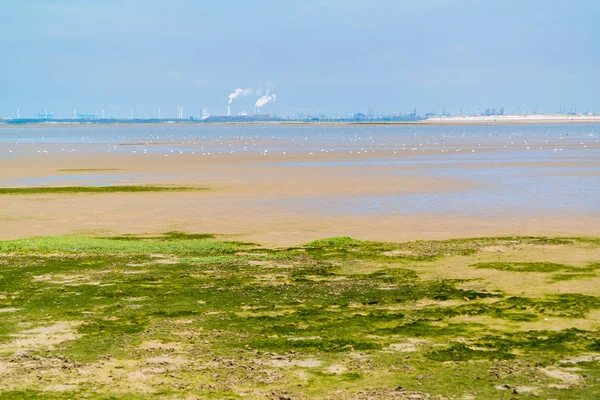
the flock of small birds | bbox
[3,130,600,157]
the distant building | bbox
[345,113,369,121]
[37,110,53,120]
[77,112,98,120]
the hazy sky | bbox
[1,0,598,118]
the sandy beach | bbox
[422,114,600,125]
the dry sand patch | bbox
[560,354,600,364]
[327,364,348,374]
[268,358,322,368]
[144,355,187,366]
[32,273,100,286]
[382,250,415,257]
[0,307,21,313]
[479,244,600,267]
[449,311,600,332]
[0,322,81,353]
[141,340,184,351]
[540,368,581,384]
[415,248,600,297]
[385,339,430,353]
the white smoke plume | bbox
[228,88,254,104]
[255,93,277,110]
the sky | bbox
[0,0,598,118]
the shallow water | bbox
[1,122,599,145]
[260,165,598,216]
[2,123,599,219]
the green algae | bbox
[0,234,598,399]
[0,185,206,195]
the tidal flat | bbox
[1,234,599,399]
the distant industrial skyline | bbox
[1,1,598,117]
[2,104,597,123]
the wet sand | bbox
[1,132,599,246]
[1,195,596,246]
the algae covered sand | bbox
[0,185,206,195]
[0,234,600,399]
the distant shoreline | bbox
[1,114,599,127]
[421,114,600,125]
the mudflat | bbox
[0,131,599,245]
[1,124,599,399]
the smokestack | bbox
[228,88,254,115]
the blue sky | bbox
[0,0,598,118]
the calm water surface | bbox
[2,124,599,217]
